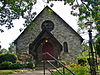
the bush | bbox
[60,60,67,66]
[26,62,35,69]
[0,61,35,70]
[0,61,12,70]
[78,57,88,66]
[0,62,26,70]
[52,66,90,75]
[9,62,23,69]
[69,66,90,75]
[0,53,17,63]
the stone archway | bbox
[29,30,62,61]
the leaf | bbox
[95,34,100,39]
[79,16,86,21]
[85,11,90,17]
[65,0,74,4]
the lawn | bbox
[0,69,33,75]
[0,70,15,75]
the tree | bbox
[0,48,8,54]
[81,41,89,57]
[0,0,36,32]
[60,0,99,57]
[94,35,100,57]
[8,43,16,54]
[50,0,100,37]
[0,0,99,32]
[47,0,99,29]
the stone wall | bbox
[15,7,83,64]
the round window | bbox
[41,20,54,31]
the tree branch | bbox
[81,0,93,12]
[75,0,80,6]
[0,0,7,11]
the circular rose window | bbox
[41,20,54,31]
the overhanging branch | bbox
[81,0,93,12]
[0,0,7,11]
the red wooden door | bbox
[42,42,54,60]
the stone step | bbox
[35,60,59,70]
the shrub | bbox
[9,62,23,69]
[70,63,76,67]
[0,62,27,70]
[60,60,66,66]
[0,61,12,70]
[0,61,35,70]
[26,62,35,69]
[69,66,90,75]
[78,57,88,66]
[0,53,17,63]
[52,66,90,75]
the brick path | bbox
[9,70,50,75]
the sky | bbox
[0,0,96,49]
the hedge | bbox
[0,61,35,70]
[0,53,17,63]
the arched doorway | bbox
[42,42,54,60]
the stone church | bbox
[14,6,83,64]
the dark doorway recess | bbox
[42,42,54,60]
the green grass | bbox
[0,70,15,75]
[0,69,33,75]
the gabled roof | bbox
[14,6,83,43]
[29,29,62,51]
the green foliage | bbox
[0,70,14,75]
[81,42,89,57]
[79,1,99,24]
[0,0,37,32]
[0,53,17,63]
[0,48,8,54]
[94,38,100,57]
[25,22,37,32]
[26,62,35,69]
[0,61,12,70]
[64,0,100,40]
[9,62,23,69]
[0,0,99,35]
[52,66,90,75]
[60,60,67,66]
[44,8,53,14]
[8,43,16,54]
[0,61,35,70]
[47,9,53,13]
[70,66,90,75]
[78,57,88,66]
[64,0,74,5]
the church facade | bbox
[15,6,83,64]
